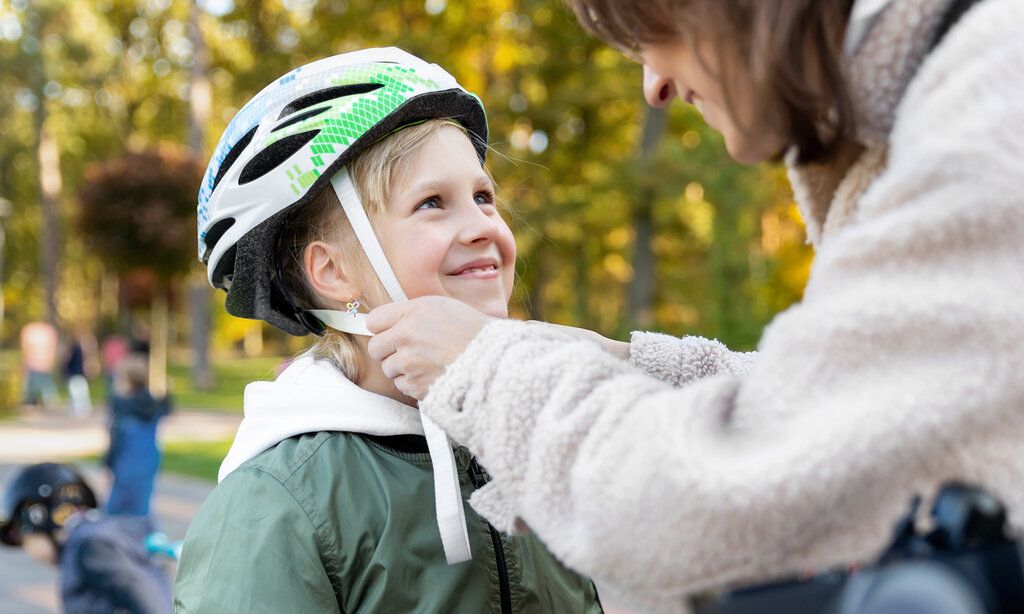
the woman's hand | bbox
[366,296,493,399]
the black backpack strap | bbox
[929,0,985,52]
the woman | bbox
[367,0,1024,610]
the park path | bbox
[0,409,241,462]
[0,408,236,613]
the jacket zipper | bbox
[468,457,513,614]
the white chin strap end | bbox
[307,309,372,337]
[422,414,473,564]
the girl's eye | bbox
[474,190,495,206]
[415,197,441,211]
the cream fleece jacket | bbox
[419,0,1024,611]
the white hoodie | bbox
[218,356,424,482]
[218,355,475,564]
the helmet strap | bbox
[330,169,407,303]
[298,169,406,338]
[306,308,371,336]
[314,168,472,564]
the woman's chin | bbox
[723,126,787,165]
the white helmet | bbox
[197,47,487,335]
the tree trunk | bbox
[100,269,119,326]
[149,286,169,398]
[189,280,214,389]
[244,322,264,358]
[0,199,9,345]
[25,5,62,329]
[37,119,62,328]
[188,2,215,390]
[627,106,667,329]
[525,246,545,322]
[574,239,591,328]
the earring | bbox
[345,299,361,317]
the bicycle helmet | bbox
[198,48,485,565]
[197,47,487,336]
[0,463,97,547]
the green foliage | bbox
[0,0,812,354]
[166,354,282,412]
[0,350,22,418]
[161,437,233,481]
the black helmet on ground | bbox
[0,463,97,547]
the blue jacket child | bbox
[105,355,170,516]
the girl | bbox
[364,0,1024,611]
[174,48,602,613]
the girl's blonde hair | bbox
[278,119,476,382]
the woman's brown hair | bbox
[566,0,858,165]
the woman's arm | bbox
[531,322,757,387]
[628,331,757,386]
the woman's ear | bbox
[303,240,360,304]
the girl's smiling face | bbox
[371,125,516,318]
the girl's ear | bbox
[303,240,361,304]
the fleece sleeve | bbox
[420,2,1024,611]
[628,332,757,386]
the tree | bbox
[77,147,203,394]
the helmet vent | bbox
[272,105,331,133]
[211,125,257,194]
[212,244,237,289]
[238,130,320,186]
[201,217,236,264]
[277,83,384,120]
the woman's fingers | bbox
[367,296,493,399]
[379,353,404,380]
[366,302,408,335]
[367,329,398,363]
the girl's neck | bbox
[352,336,419,407]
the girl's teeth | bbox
[462,266,495,274]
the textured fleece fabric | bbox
[419,0,1024,612]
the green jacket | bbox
[174,431,602,613]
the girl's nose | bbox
[458,202,502,245]
[643,65,676,108]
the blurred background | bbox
[0,0,812,611]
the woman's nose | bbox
[643,65,676,108]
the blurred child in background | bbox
[105,355,170,516]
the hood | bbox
[217,354,474,565]
[787,0,954,246]
[217,356,424,482]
